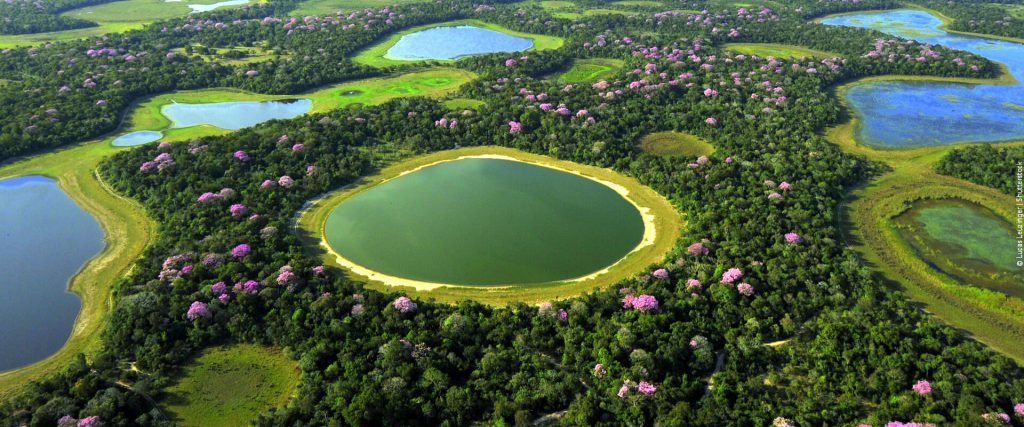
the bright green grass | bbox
[639,132,715,157]
[126,68,475,133]
[444,98,486,109]
[609,0,663,7]
[0,23,143,48]
[170,44,286,66]
[0,0,259,47]
[351,20,564,68]
[723,43,840,59]
[162,345,299,427]
[62,0,250,24]
[1005,4,1024,19]
[540,0,575,10]
[558,58,624,83]
[290,0,427,16]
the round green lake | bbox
[894,198,1023,298]
[324,158,645,286]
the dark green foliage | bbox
[936,144,1024,195]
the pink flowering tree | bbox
[186,301,210,321]
[393,296,417,313]
[721,268,743,284]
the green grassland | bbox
[443,98,487,110]
[171,44,287,66]
[291,0,429,16]
[827,74,1024,363]
[638,132,715,157]
[162,345,299,427]
[0,68,474,398]
[609,0,663,7]
[0,0,259,47]
[723,43,841,59]
[1002,4,1024,19]
[295,146,683,306]
[557,58,624,83]
[351,20,564,68]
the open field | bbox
[170,44,286,66]
[609,0,663,7]
[162,344,299,426]
[295,146,683,306]
[723,43,841,59]
[290,0,428,16]
[0,68,474,398]
[827,74,1024,363]
[0,0,258,47]
[125,67,475,132]
[638,132,715,157]
[556,58,624,83]
[351,20,564,68]
[443,98,487,109]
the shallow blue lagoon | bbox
[386,25,533,60]
[0,176,103,372]
[162,98,311,130]
[822,10,1024,147]
[112,130,163,147]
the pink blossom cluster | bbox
[721,268,743,284]
[140,152,174,172]
[737,282,754,296]
[393,296,417,313]
[159,253,193,282]
[187,301,210,320]
[623,294,659,312]
[231,243,251,258]
[784,232,802,244]
[912,380,932,395]
[687,242,709,255]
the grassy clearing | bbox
[0,0,260,47]
[171,44,286,66]
[162,344,299,427]
[638,132,715,157]
[610,0,663,7]
[0,68,473,398]
[723,43,840,59]
[0,22,144,48]
[295,146,683,306]
[290,0,427,16]
[827,75,1024,363]
[351,20,564,68]
[443,98,487,109]
[126,68,475,133]
[557,58,624,83]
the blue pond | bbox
[0,176,103,372]
[386,25,533,60]
[112,130,163,147]
[162,98,312,130]
[822,10,1024,147]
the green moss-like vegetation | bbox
[723,43,840,59]
[351,20,564,68]
[638,132,715,157]
[162,345,299,427]
[557,58,624,83]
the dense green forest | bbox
[1,0,1023,426]
[936,145,1024,195]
